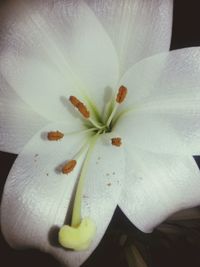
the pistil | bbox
[58,133,100,250]
[47,86,127,251]
[71,133,100,227]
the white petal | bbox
[114,112,197,156]
[119,48,200,107]
[1,123,125,266]
[86,0,173,74]
[0,1,119,120]
[119,147,200,233]
[116,48,200,155]
[1,122,90,266]
[0,75,48,153]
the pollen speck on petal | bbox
[111,137,122,147]
[62,160,77,174]
[47,131,64,141]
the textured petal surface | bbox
[115,48,200,155]
[119,147,200,233]
[1,123,125,266]
[0,0,119,121]
[0,75,47,154]
[86,0,173,75]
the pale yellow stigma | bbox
[62,160,77,174]
[58,218,96,251]
[116,85,127,104]
[47,131,64,141]
[69,96,90,118]
[111,137,122,147]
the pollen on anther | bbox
[116,86,127,104]
[62,160,77,174]
[69,96,80,107]
[111,137,122,147]
[69,95,90,118]
[77,102,90,118]
[47,131,64,141]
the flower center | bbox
[68,85,127,136]
[46,86,127,251]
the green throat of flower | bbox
[47,86,127,251]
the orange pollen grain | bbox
[62,160,77,174]
[47,131,64,141]
[69,95,90,118]
[116,86,127,104]
[111,137,122,147]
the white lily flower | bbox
[1,0,200,266]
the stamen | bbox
[78,103,90,118]
[69,96,90,118]
[106,86,128,128]
[116,85,127,104]
[111,137,122,147]
[88,117,105,130]
[61,139,90,175]
[62,160,77,174]
[69,96,80,107]
[48,128,96,137]
[47,131,64,141]
[69,95,105,130]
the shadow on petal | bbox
[48,225,60,247]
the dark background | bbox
[1,0,200,266]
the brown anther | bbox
[69,95,90,118]
[69,96,80,107]
[47,131,64,141]
[111,137,122,147]
[116,86,127,104]
[62,160,77,174]
[77,102,90,118]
